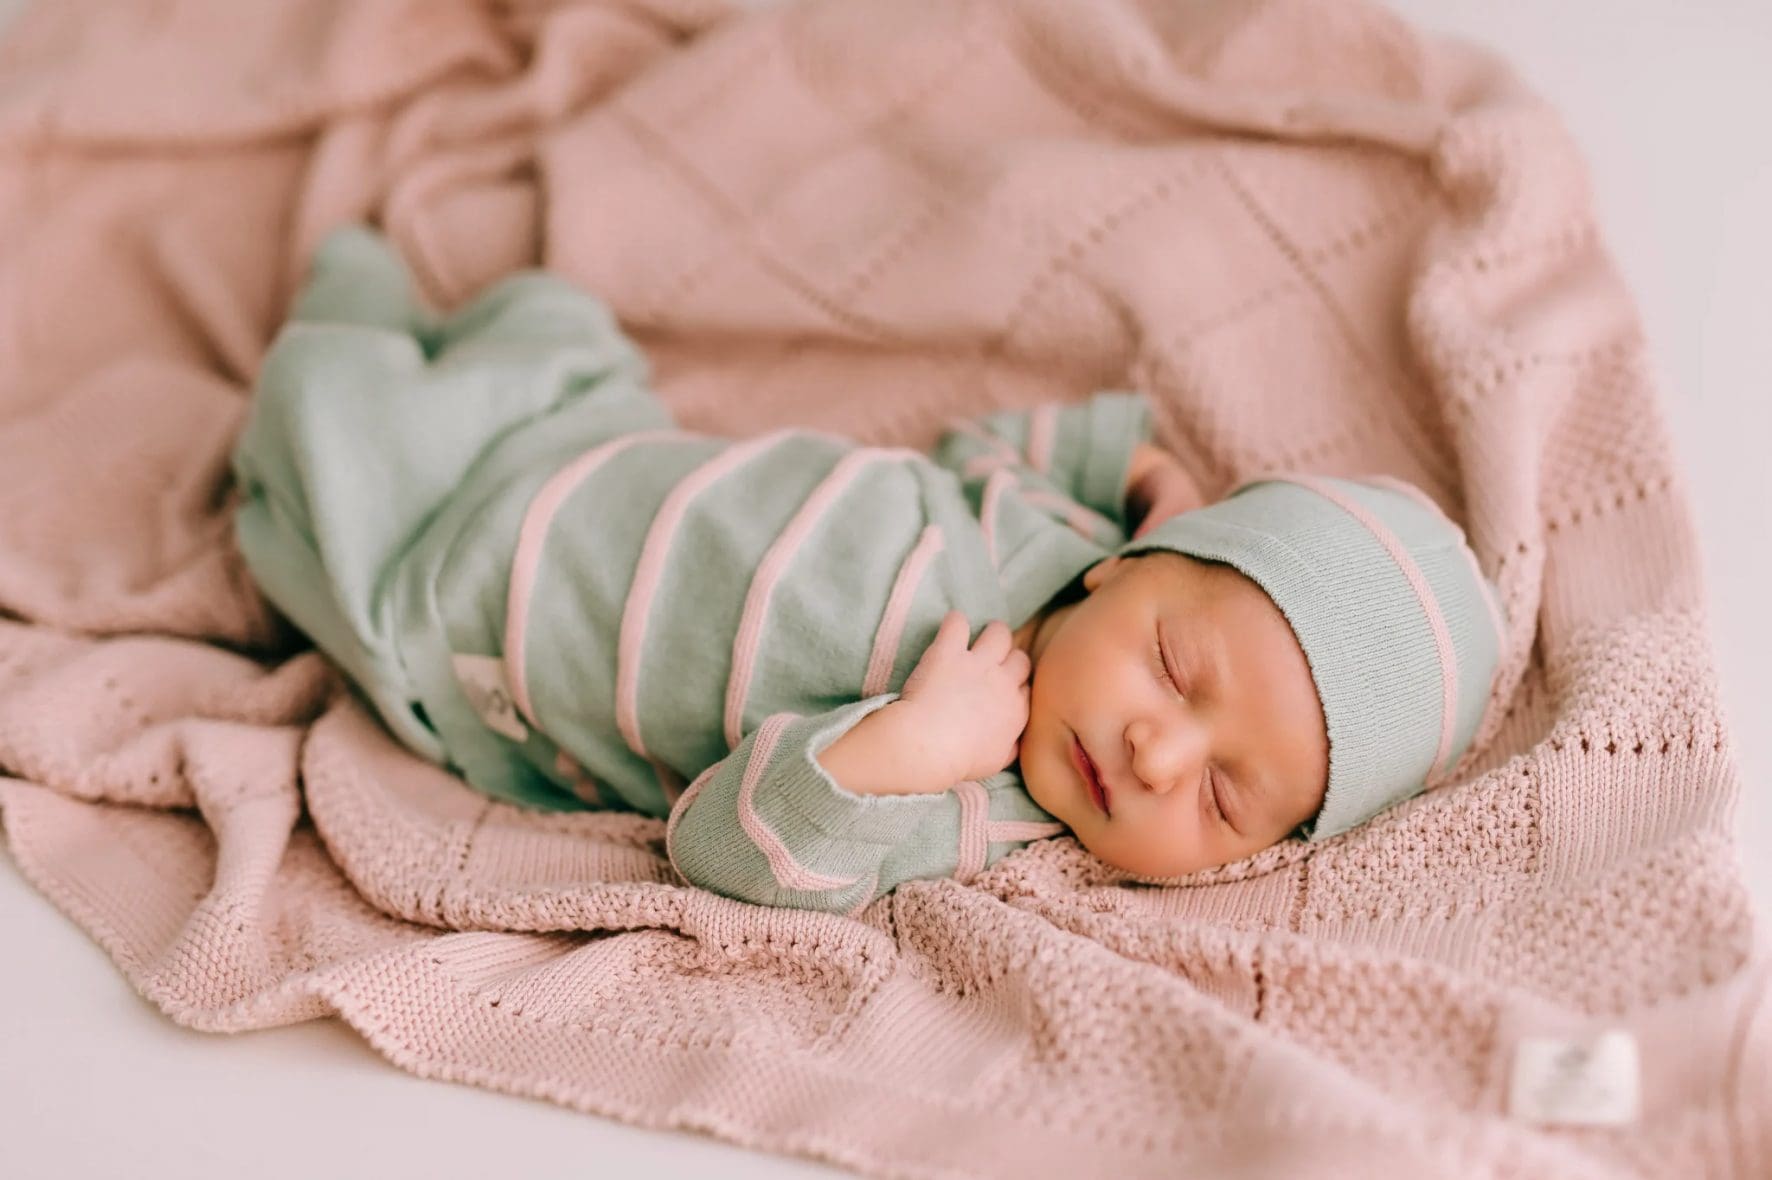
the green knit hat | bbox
[1115,474,1506,840]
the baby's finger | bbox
[971,619,1012,661]
[932,610,970,651]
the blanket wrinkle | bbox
[0,0,1765,1176]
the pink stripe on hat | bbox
[1362,474,1508,656]
[1274,474,1462,784]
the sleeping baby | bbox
[232,225,1505,915]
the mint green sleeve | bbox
[666,696,1042,914]
[929,390,1155,529]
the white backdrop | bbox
[2,1,1765,1176]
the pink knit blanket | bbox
[0,0,1764,1175]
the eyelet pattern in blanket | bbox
[0,0,1765,1176]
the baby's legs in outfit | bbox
[232,225,671,755]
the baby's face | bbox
[1016,552,1329,877]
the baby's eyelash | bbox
[1156,633,1230,829]
[1205,769,1225,823]
[1152,635,1179,692]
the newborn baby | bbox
[234,225,1504,915]
[820,548,1333,882]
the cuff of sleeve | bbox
[777,695,955,844]
[1077,391,1155,520]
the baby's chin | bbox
[1068,820,1264,880]
[1086,841,1223,880]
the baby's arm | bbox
[666,614,1036,913]
[665,696,942,913]
[930,390,1156,530]
[819,611,1028,795]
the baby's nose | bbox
[1126,714,1206,795]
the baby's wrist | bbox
[875,698,973,789]
[818,700,959,796]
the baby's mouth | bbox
[1071,735,1111,817]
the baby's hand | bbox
[896,611,1031,783]
[1125,443,1207,539]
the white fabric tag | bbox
[1507,1030,1640,1126]
[450,653,529,742]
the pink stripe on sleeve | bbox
[724,447,919,748]
[504,429,686,729]
[844,873,882,918]
[862,524,945,696]
[986,820,1066,842]
[980,468,1016,567]
[950,418,1019,465]
[1278,474,1462,782]
[952,780,991,883]
[1026,405,1056,473]
[615,431,789,760]
[1019,486,1115,540]
[664,762,721,883]
[738,714,866,892]
[963,451,1015,480]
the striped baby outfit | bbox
[232,226,1156,913]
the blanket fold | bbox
[0,0,1763,1176]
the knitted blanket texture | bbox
[0,0,1765,1175]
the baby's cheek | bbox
[1020,686,1047,744]
[1115,819,1213,879]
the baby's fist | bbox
[897,611,1031,783]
